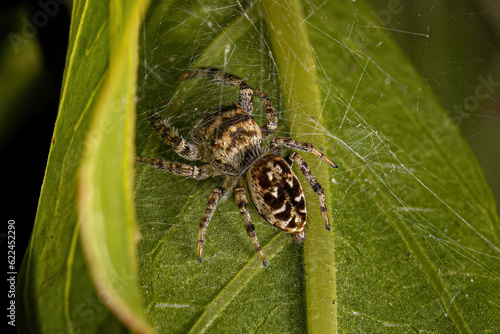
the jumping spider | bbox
[137,67,338,268]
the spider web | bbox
[134,0,500,332]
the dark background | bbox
[1,2,70,331]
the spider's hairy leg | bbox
[135,157,217,179]
[179,67,278,137]
[271,136,339,168]
[197,187,221,264]
[197,177,238,263]
[147,108,200,161]
[254,90,278,140]
[286,152,331,231]
[292,230,306,243]
[179,67,254,115]
[234,187,268,268]
[179,67,246,87]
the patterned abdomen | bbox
[247,154,307,234]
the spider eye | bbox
[210,139,218,147]
[250,115,254,120]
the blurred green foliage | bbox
[367,0,500,211]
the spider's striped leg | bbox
[234,187,268,268]
[179,67,254,115]
[271,136,339,168]
[135,157,218,179]
[197,177,238,264]
[286,152,331,231]
[255,90,278,140]
[197,187,222,264]
[147,108,200,161]
[179,68,278,137]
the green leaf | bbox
[19,0,500,333]
[135,0,500,333]
[78,0,153,332]
[18,0,153,333]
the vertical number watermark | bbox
[7,220,16,327]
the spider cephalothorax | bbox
[190,103,264,176]
[137,67,338,268]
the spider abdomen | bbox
[247,154,307,237]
